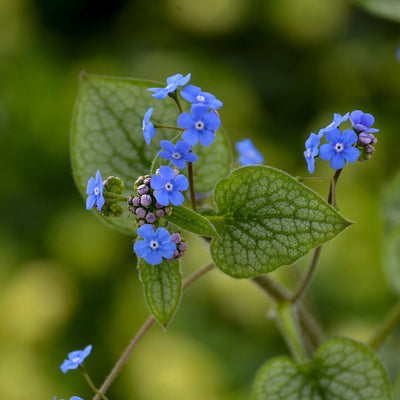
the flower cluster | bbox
[304,110,379,173]
[169,232,188,261]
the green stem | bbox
[169,91,183,113]
[80,366,108,400]
[297,176,332,183]
[251,275,290,303]
[369,301,400,350]
[92,263,215,400]
[187,162,197,212]
[153,123,184,131]
[103,191,127,202]
[277,302,309,364]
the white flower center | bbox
[335,143,344,152]
[172,152,181,159]
[166,83,174,91]
[195,121,204,130]
[150,240,159,249]
[306,149,311,158]
[72,357,81,363]
[165,182,173,191]
[94,187,100,195]
[196,95,205,102]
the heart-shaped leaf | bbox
[137,258,182,328]
[253,337,392,400]
[209,166,352,278]
[71,72,232,234]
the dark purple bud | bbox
[358,132,372,145]
[366,145,376,154]
[138,184,149,194]
[136,207,146,219]
[155,210,164,218]
[171,233,181,244]
[141,194,152,207]
[143,177,152,185]
[135,176,144,185]
[133,196,141,207]
[179,242,188,251]
[173,250,179,258]
[138,220,145,226]
[146,213,156,223]
[370,134,378,144]
[127,195,133,205]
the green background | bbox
[1,0,400,399]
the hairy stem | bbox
[187,162,197,212]
[251,275,290,302]
[369,301,400,350]
[297,176,332,183]
[92,263,215,400]
[80,366,108,400]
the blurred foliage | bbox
[1,0,400,399]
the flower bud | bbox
[141,194,152,207]
[146,213,156,223]
[136,207,146,219]
[138,184,149,195]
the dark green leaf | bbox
[253,337,392,400]
[165,205,217,237]
[209,166,352,278]
[138,258,182,328]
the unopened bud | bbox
[146,213,156,223]
[138,184,149,195]
[141,194,152,207]
[171,233,181,244]
[136,207,146,219]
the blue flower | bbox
[349,110,379,134]
[53,397,84,400]
[86,171,105,211]
[142,108,156,145]
[236,138,264,166]
[304,133,320,174]
[158,140,198,169]
[148,73,191,99]
[134,224,177,265]
[178,104,221,146]
[180,85,223,110]
[60,345,92,374]
[319,128,360,170]
[318,112,349,138]
[150,166,189,206]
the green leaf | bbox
[352,0,400,23]
[253,337,392,400]
[71,73,179,234]
[384,227,400,296]
[165,205,217,237]
[209,166,352,278]
[138,258,182,328]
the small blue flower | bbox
[150,166,189,206]
[236,139,264,166]
[318,112,349,138]
[148,73,191,99]
[319,128,360,170]
[134,224,177,265]
[178,104,221,146]
[304,133,320,174]
[53,397,84,400]
[349,110,379,134]
[86,171,105,211]
[158,140,198,169]
[142,108,156,145]
[60,345,92,374]
[180,85,223,110]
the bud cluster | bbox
[100,176,125,218]
[128,174,171,228]
[168,232,188,261]
[357,132,378,161]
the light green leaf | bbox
[209,166,352,278]
[138,258,182,328]
[253,337,392,400]
[71,73,179,234]
[384,227,400,296]
[352,0,400,23]
[166,205,217,237]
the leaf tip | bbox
[79,70,89,82]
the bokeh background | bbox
[1,0,400,399]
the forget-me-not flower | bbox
[150,166,189,206]
[142,108,156,145]
[304,133,320,173]
[349,110,379,134]
[53,397,84,400]
[86,171,105,211]
[178,104,221,146]
[236,139,264,166]
[134,224,177,265]
[60,345,92,373]
[319,128,360,170]
[181,85,223,110]
[158,140,198,169]
[318,112,349,138]
[148,73,191,99]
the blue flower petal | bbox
[177,112,195,129]
[150,175,164,191]
[155,227,171,244]
[203,112,221,131]
[341,129,358,146]
[155,190,170,206]
[191,104,208,119]
[60,359,76,373]
[159,166,175,181]
[145,251,163,265]
[199,129,215,146]
[182,129,199,146]
[325,128,342,144]
[137,224,156,241]
[158,241,177,259]
[330,153,346,169]
[319,143,336,161]
[173,175,189,191]
[158,151,173,161]
[86,177,96,194]
[96,195,105,211]
[175,140,192,153]
[134,240,152,259]
[160,140,176,153]
[344,146,360,163]
[171,158,187,169]
[86,195,96,210]
[169,190,185,206]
